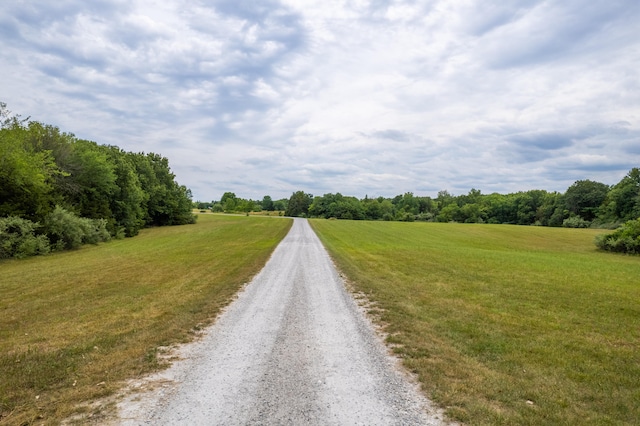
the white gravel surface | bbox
[115,218,449,425]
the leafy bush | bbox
[0,216,50,259]
[397,212,415,222]
[590,219,623,230]
[43,206,110,251]
[595,218,640,254]
[562,216,591,228]
[416,212,435,222]
[80,218,111,245]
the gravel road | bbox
[115,218,448,425]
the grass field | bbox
[0,215,292,425]
[310,220,640,425]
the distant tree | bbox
[262,195,274,211]
[220,192,236,204]
[457,188,482,207]
[362,197,383,220]
[483,193,516,224]
[436,190,455,209]
[379,199,395,220]
[598,168,640,224]
[220,192,238,212]
[308,193,366,220]
[195,201,213,210]
[460,203,485,223]
[416,196,436,217]
[394,192,418,215]
[273,199,288,211]
[514,192,537,225]
[437,203,461,222]
[238,199,258,213]
[534,191,564,226]
[564,180,609,222]
[285,191,313,217]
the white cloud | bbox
[1,0,639,201]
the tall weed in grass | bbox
[311,220,640,425]
[0,215,291,424]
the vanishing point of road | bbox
[116,218,449,425]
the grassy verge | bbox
[310,220,640,425]
[0,215,292,425]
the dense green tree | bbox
[483,193,516,224]
[362,197,383,220]
[436,190,455,209]
[262,195,274,211]
[379,199,395,220]
[62,139,117,220]
[101,146,146,236]
[564,179,609,222]
[437,203,462,222]
[598,168,640,223]
[535,191,565,227]
[220,192,238,212]
[273,199,288,211]
[285,191,313,217]
[0,119,59,220]
[459,203,485,223]
[457,188,482,207]
[393,192,415,215]
[237,199,260,213]
[308,193,367,220]
[0,103,196,257]
[514,192,537,225]
[130,152,195,226]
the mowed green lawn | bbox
[310,220,640,425]
[0,214,292,425]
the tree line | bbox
[195,192,289,214]
[280,172,639,228]
[204,169,639,230]
[1,103,195,259]
[270,172,640,254]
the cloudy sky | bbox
[2,0,639,202]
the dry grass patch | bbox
[310,220,640,425]
[0,215,292,425]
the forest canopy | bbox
[205,170,639,254]
[0,102,195,259]
[204,167,639,230]
[275,170,639,228]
